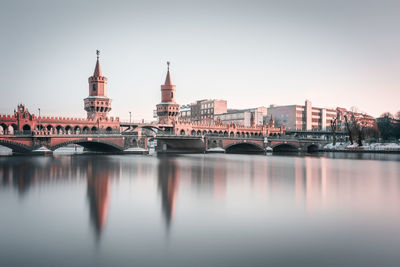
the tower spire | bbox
[156,61,179,124]
[164,61,172,85]
[93,50,102,77]
[85,50,111,120]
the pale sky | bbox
[0,0,399,121]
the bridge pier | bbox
[155,136,205,154]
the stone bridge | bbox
[154,135,329,154]
[268,138,329,152]
[0,133,146,153]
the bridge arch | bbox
[272,143,299,152]
[23,124,31,131]
[191,130,196,136]
[0,123,7,134]
[197,130,201,136]
[56,125,64,134]
[51,139,124,152]
[134,125,166,134]
[0,140,32,153]
[180,129,185,135]
[91,126,98,133]
[46,125,54,133]
[106,127,113,133]
[9,124,17,134]
[307,144,319,153]
[65,125,72,134]
[225,142,265,154]
[82,126,90,134]
[230,132,234,137]
[74,126,81,134]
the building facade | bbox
[214,107,267,127]
[267,100,338,131]
[267,100,377,131]
[180,99,227,122]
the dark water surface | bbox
[1,153,400,267]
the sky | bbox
[0,0,399,121]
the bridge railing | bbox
[2,130,123,136]
[154,133,266,140]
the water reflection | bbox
[86,159,112,238]
[0,156,120,239]
[158,158,179,229]
[1,153,400,267]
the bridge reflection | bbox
[1,153,399,240]
[0,156,119,240]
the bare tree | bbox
[330,117,337,145]
[344,114,354,145]
[395,111,400,120]
[352,113,379,146]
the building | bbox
[84,50,112,121]
[267,100,377,131]
[180,99,227,122]
[267,100,338,131]
[214,107,267,127]
[156,62,180,124]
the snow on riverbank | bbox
[324,142,400,152]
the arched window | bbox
[171,92,173,98]
[92,84,97,91]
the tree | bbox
[330,117,337,145]
[377,112,397,141]
[395,111,400,120]
[344,114,354,145]
[346,112,379,146]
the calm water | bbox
[1,153,400,267]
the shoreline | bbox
[320,149,400,154]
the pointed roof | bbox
[164,61,172,85]
[93,50,102,77]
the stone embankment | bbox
[323,142,400,153]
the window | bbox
[92,84,97,91]
[171,92,173,98]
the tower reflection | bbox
[84,156,120,240]
[86,159,111,238]
[157,158,179,229]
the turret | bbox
[156,62,180,124]
[84,50,112,120]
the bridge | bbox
[0,52,330,155]
[154,134,329,154]
[0,132,146,153]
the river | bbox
[0,153,399,267]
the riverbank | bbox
[323,142,400,153]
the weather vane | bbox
[96,50,100,59]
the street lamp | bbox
[38,108,41,133]
[129,111,132,124]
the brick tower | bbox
[84,50,112,120]
[156,62,180,124]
